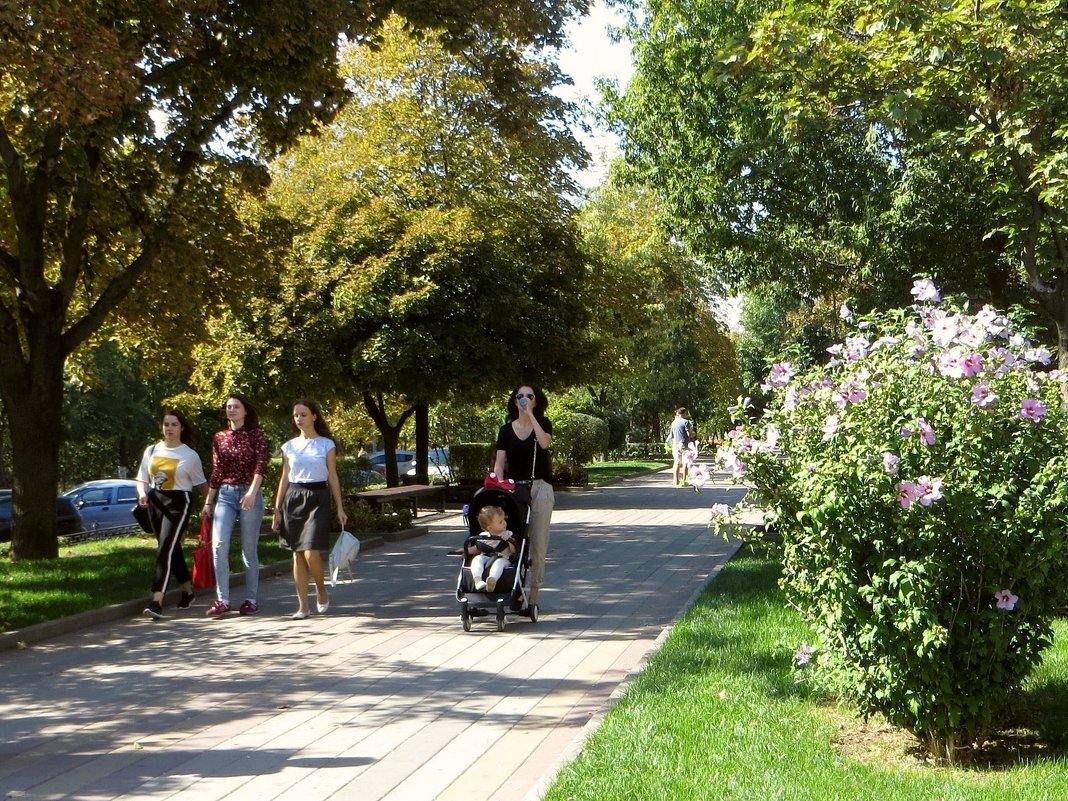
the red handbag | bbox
[191,515,215,590]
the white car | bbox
[367,448,451,480]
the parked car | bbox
[367,448,451,480]
[62,479,140,530]
[367,450,416,476]
[0,489,83,541]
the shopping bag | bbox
[132,502,153,533]
[191,515,215,590]
[329,530,360,587]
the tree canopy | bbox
[188,17,599,480]
[0,0,588,558]
[578,170,742,436]
[607,0,1068,360]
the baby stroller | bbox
[455,484,537,631]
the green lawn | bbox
[0,532,292,633]
[585,460,667,484]
[544,554,1068,801]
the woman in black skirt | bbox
[272,399,348,619]
[136,409,209,619]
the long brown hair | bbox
[161,408,194,445]
[290,398,332,437]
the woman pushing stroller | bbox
[492,382,553,616]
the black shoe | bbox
[143,601,164,619]
[177,591,195,609]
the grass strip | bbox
[0,533,291,633]
[585,461,668,484]
[544,554,1068,801]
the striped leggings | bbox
[148,490,193,593]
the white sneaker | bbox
[485,576,497,592]
[474,580,487,591]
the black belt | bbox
[291,481,328,489]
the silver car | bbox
[368,448,451,480]
[63,479,141,530]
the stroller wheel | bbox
[529,603,539,623]
[461,601,472,632]
[496,599,506,632]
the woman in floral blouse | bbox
[202,393,269,617]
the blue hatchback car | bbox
[62,479,140,531]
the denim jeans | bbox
[211,484,264,604]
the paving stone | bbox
[0,468,744,800]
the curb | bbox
[0,526,435,653]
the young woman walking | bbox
[203,393,269,617]
[137,409,208,619]
[272,399,348,619]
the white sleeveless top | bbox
[281,436,335,483]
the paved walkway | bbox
[0,470,746,801]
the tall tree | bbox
[578,170,742,437]
[190,19,597,484]
[606,0,1048,339]
[0,0,587,558]
[736,0,1068,353]
[62,343,181,484]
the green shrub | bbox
[449,442,495,482]
[346,502,413,533]
[340,454,384,490]
[717,281,1068,761]
[263,457,283,509]
[551,462,588,486]
[551,411,609,464]
[604,413,629,450]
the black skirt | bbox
[281,482,331,552]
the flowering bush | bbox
[715,281,1068,761]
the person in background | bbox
[492,383,553,616]
[203,392,269,617]
[137,409,208,619]
[273,399,348,620]
[670,407,690,487]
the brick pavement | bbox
[0,469,746,801]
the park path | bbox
[0,470,745,801]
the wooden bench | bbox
[349,484,446,518]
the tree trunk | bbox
[362,393,416,488]
[414,403,429,483]
[118,433,129,477]
[5,357,66,560]
[0,409,10,488]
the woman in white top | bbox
[272,399,348,619]
[136,409,209,619]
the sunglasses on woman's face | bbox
[515,393,536,400]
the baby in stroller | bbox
[456,484,535,630]
[467,505,517,592]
